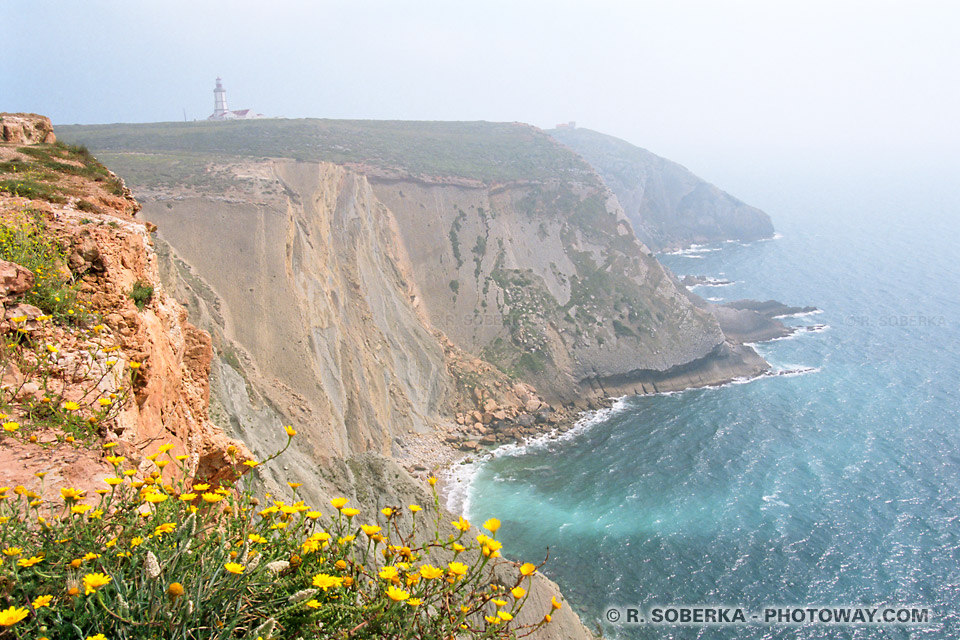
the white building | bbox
[207,78,264,120]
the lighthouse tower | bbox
[212,77,228,118]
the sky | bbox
[5,1,959,206]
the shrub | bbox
[0,212,90,325]
[0,429,557,638]
[130,281,154,310]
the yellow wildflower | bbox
[224,562,245,575]
[311,573,343,590]
[447,561,468,577]
[385,585,409,602]
[330,497,348,510]
[419,564,444,580]
[82,572,112,595]
[2,422,18,432]
[452,516,471,532]
[409,504,422,513]
[63,402,80,412]
[17,556,42,568]
[484,518,501,533]
[32,594,53,608]
[520,562,537,576]
[0,606,28,626]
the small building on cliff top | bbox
[207,77,264,121]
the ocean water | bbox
[454,175,960,638]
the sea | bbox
[447,163,960,639]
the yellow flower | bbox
[32,594,53,608]
[551,596,562,610]
[284,425,296,437]
[2,422,18,432]
[419,564,444,580]
[511,586,526,599]
[179,493,197,501]
[154,522,176,537]
[143,492,168,504]
[447,561,468,577]
[381,507,394,517]
[83,552,101,561]
[312,573,343,590]
[167,582,184,599]
[360,524,381,536]
[498,611,514,621]
[385,585,409,602]
[330,497,348,510]
[130,537,144,548]
[243,460,259,467]
[305,510,321,519]
[520,562,536,576]
[484,518,501,533]
[428,476,438,486]
[306,599,322,608]
[103,442,118,449]
[158,444,174,453]
[407,598,422,606]
[452,543,466,553]
[378,565,399,581]
[341,507,359,518]
[409,504,422,513]
[104,477,123,487]
[63,402,80,412]
[17,556,43,567]
[287,481,302,489]
[98,398,112,407]
[60,487,85,501]
[87,635,107,640]
[105,456,126,466]
[129,361,142,369]
[201,492,223,503]
[248,534,268,544]
[0,606,28,626]
[224,562,245,575]
[2,547,21,556]
[82,572,112,595]
[452,516,470,532]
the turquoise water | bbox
[459,177,960,638]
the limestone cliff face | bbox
[148,160,454,461]
[550,127,774,251]
[369,176,724,400]
[0,114,251,501]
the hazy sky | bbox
[5,1,959,201]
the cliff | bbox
[550,127,775,251]
[53,118,774,637]
[0,113,251,501]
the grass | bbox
[57,119,598,185]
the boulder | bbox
[524,398,542,413]
[0,261,34,300]
[459,440,479,452]
[517,413,536,427]
[0,113,56,145]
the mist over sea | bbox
[455,164,960,639]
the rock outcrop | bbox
[0,113,56,145]
[0,120,251,501]
[550,127,774,251]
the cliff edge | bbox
[550,127,775,251]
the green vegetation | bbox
[0,430,558,638]
[0,142,125,204]
[0,212,90,325]
[57,119,598,185]
[130,280,154,311]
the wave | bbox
[776,308,824,319]
[442,398,632,517]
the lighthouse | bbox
[207,77,264,120]
[213,77,228,118]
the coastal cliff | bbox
[54,118,774,636]
[550,127,775,251]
